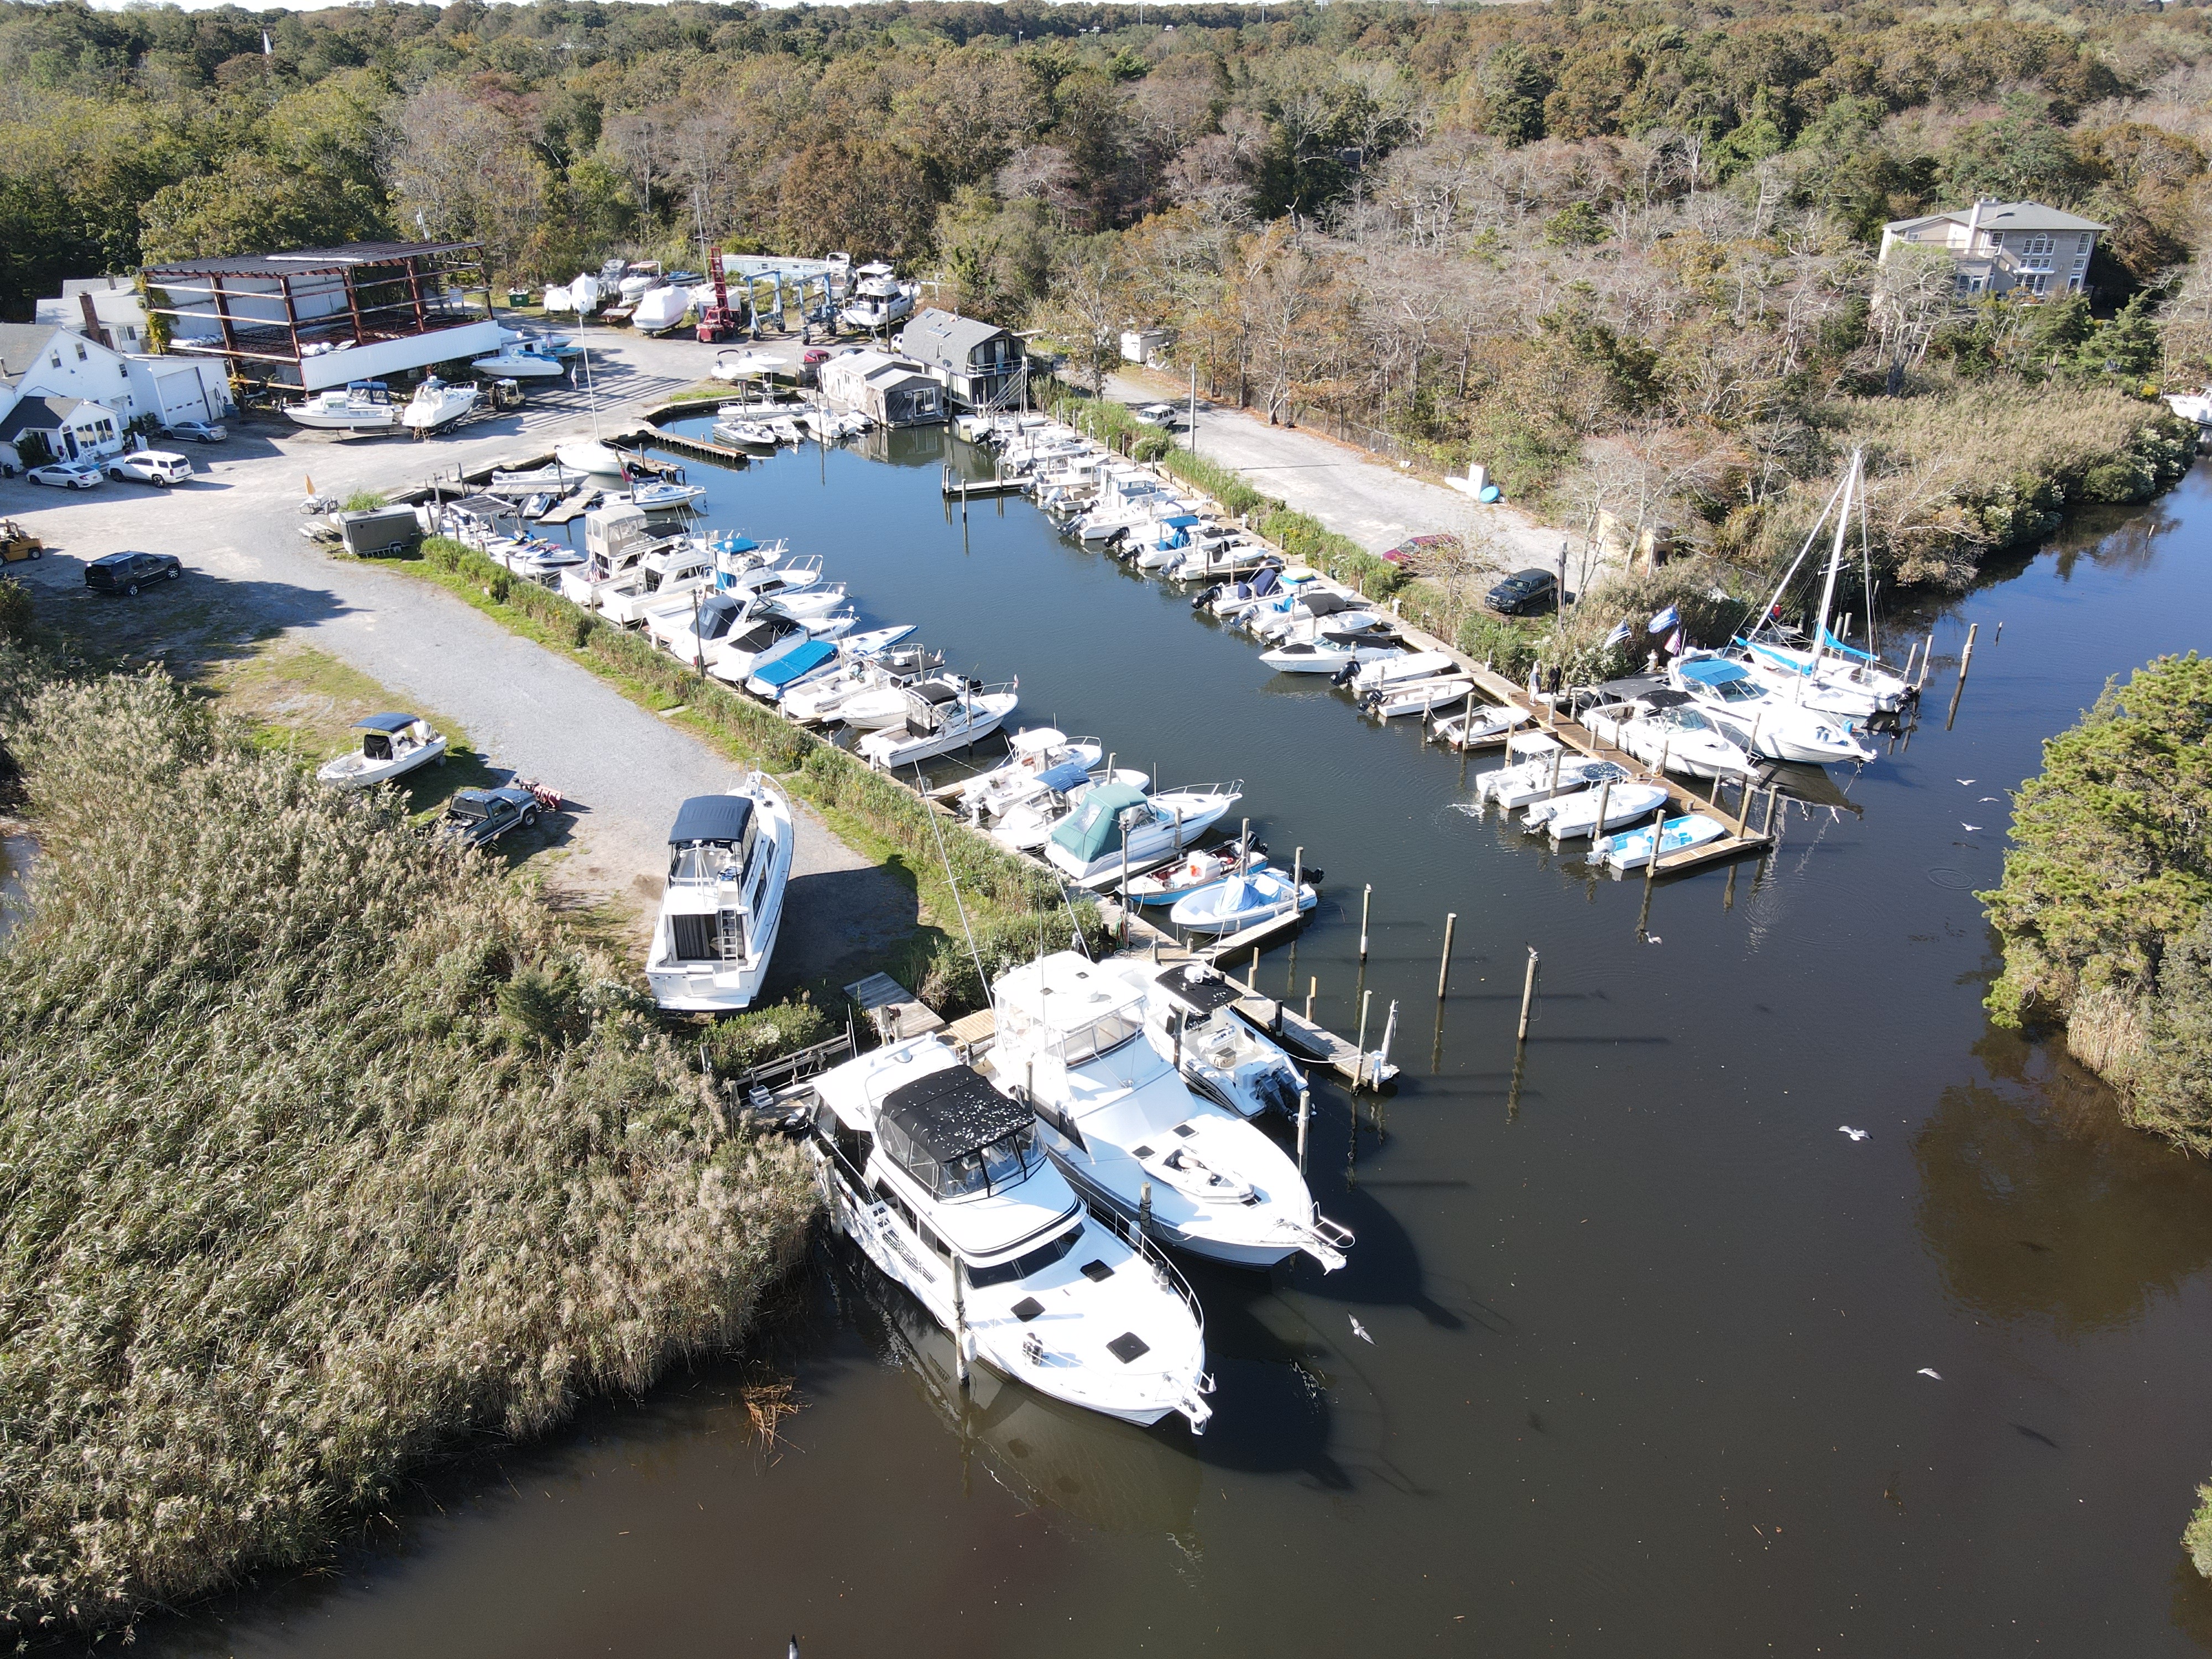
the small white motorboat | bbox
[712,348,784,384]
[856,678,1021,769]
[1259,628,1402,675]
[802,1035,1213,1433]
[1135,960,1308,1121]
[1582,694,1759,781]
[628,480,706,512]
[950,728,1105,821]
[1122,844,1301,907]
[284,383,400,432]
[1042,781,1243,887]
[486,463,582,497]
[1523,780,1670,842]
[315,713,446,789]
[644,781,792,1012]
[1360,675,1477,720]
[2163,385,2212,427]
[702,613,833,683]
[1168,865,1316,934]
[1595,812,1730,870]
[401,376,478,433]
[470,342,567,380]
[1430,701,1531,748]
[713,419,779,447]
[1474,735,1632,812]
[631,285,690,333]
[781,644,942,724]
[1349,650,1460,693]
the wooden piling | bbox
[1957,621,1979,685]
[1359,884,1371,961]
[1917,632,1936,690]
[1355,990,1373,1082]
[1306,975,1317,1022]
[1437,912,1457,999]
[952,1272,970,1387]
[1516,947,1538,1041]
[1296,1089,1311,1175]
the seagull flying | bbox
[1979,796,2000,802]
[1957,779,1975,785]
[1839,1126,1870,1141]
[1917,1368,1943,1381]
[1349,1315,1374,1344]
[1646,935,1663,945]
[1961,822,1981,832]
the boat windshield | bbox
[964,1221,1082,1289]
[885,1119,1041,1200]
[1057,1009,1143,1065]
[669,842,743,884]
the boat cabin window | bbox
[964,1223,1082,1290]
[878,1116,1040,1199]
[1056,1008,1143,1066]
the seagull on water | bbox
[1961,822,1982,832]
[1839,1126,1870,1141]
[1349,1315,1374,1344]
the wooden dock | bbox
[622,425,753,467]
[941,467,1026,499]
[844,972,946,1041]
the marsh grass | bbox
[0,652,816,1638]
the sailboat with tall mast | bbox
[1732,450,1914,719]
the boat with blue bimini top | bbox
[644,782,792,1011]
[803,1034,1214,1433]
[985,952,1350,1272]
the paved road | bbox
[0,326,914,990]
[1105,369,1576,580]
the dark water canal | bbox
[143,429,2212,1657]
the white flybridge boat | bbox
[1041,781,1243,888]
[839,262,916,331]
[597,538,717,628]
[1668,655,1875,765]
[560,504,658,608]
[644,782,792,1011]
[285,382,400,431]
[315,713,445,788]
[856,677,1021,769]
[949,727,1105,820]
[401,376,478,432]
[804,1035,1213,1433]
[988,952,1351,1274]
[1734,448,1915,718]
[1580,693,1758,781]
[1130,959,1308,1121]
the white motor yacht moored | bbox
[988,953,1350,1273]
[1668,654,1875,765]
[643,781,792,1011]
[805,1035,1213,1432]
[856,677,1021,769]
[1581,693,1759,781]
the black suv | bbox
[439,787,542,849]
[85,551,182,596]
[1486,567,1558,616]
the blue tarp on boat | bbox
[752,639,835,691]
[1034,759,1092,794]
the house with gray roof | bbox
[1879,200,2106,300]
[896,309,1025,411]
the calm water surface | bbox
[140,435,2212,1656]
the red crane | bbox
[695,247,738,342]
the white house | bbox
[35,276,153,354]
[0,394,127,466]
[1879,200,2106,299]
[0,322,231,466]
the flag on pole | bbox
[1603,620,1632,649]
[1648,603,1681,634]
[1666,627,1686,655]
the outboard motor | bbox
[1330,662,1360,688]
[1192,582,1220,611]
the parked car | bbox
[1133,403,1182,427]
[1486,567,1559,616]
[27,460,106,491]
[85,550,182,595]
[161,419,226,444]
[106,450,194,488]
[438,786,543,849]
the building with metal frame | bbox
[140,241,500,393]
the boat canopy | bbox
[726,617,799,653]
[710,534,759,556]
[354,712,421,733]
[755,639,834,687]
[1304,592,1358,618]
[1050,782,1149,863]
[1035,759,1092,795]
[1642,688,1695,709]
[1010,726,1066,754]
[915,679,963,706]
[669,794,754,846]
[1161,514,1201,529]
[877,1064,1039,1199]
[1677,658,1750,687]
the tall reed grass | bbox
[0,653,816,1638]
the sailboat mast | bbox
[1808,451,1857,679]
[1753,465,1851,642]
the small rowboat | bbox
[316,713,446,790]
[1168,866,1317,935]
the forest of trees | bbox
[2,0,2207,588]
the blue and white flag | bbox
[1647,603,1680,635]
[1603,620,1632,649]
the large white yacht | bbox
[643,782,791,1011]
[1667,654,1875,765]
[988,952,1350,1272]
[805,1035,1214,1433]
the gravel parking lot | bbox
[0,325,914,990]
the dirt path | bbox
[0,327,914,992]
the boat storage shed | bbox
[140,241,499,393]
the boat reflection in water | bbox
[834,1243,1206,1546]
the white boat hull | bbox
[286,406,399,432]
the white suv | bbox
[107,450,194,488]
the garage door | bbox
[154,370,208,425]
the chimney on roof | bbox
[1965,198,1986,250]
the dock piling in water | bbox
[1517,947,1538,1041]
[1359,884,1372,961]
[1437,911,1457,999]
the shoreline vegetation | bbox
[0,634,818,1640]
